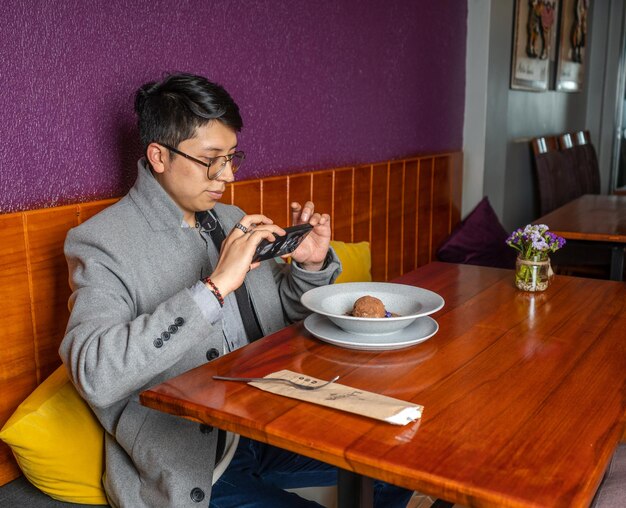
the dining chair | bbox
[559,130,601,195]
[530,135,581,215]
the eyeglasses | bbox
[160,143,245,180]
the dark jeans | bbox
[210,437,413,508]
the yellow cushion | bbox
[0,366,107,504]
[330,240,372,283]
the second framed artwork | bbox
[556,0,589,91]
[511,0,590,92]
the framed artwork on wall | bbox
[555,0,589,92]
[511,0,559,92]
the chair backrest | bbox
[557,132,591,198]
[571,130,601,194]
[530,135,581,215]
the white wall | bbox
[462,0,490,218]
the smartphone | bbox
[252,223,314,262]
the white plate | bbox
[300,282,445,336]
[303,313,439,351]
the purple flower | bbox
[505,223,565,258]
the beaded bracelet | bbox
[203,277,224,307]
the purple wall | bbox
[0,0,467,213]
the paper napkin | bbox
[249,369,423,426]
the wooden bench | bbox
[0,152,462,496]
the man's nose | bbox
[217,161,236,183]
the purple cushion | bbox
[436,197,517,269]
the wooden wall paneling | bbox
[370,163,389,281]
[417,157,434,267]
[450,152,463,230]
[430,156,453,261]
[402,160,419,274]
[77,198,118,224]
[312,170,334,222]
[261,177,289,227]
[332,168,353,242]
[25,207,79,383]
[0,214,37,484]
[288,174,313,224]
[232,180,262,214]
[387,162,404,280]
[353,165,372,245]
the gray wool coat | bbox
[59,160,341,508]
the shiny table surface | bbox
[141,262,626,507]
[536,194,626,280]
[536,194,626,243]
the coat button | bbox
[161,331,171,341]
[206,348,219,360]
[199,424,213,434]
[168,324,179,334]
[190,487,205,502]
[153,338,163,348]
[174,317,185,326]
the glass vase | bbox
[515,254,552,292]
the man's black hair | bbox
[134,73,243,151]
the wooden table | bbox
[536,194,626,280]
[141,262,626,507]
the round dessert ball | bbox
[352,295,386,318]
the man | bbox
[60,73,412,507]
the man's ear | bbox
[146,143,168,173]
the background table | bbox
[536,194,626,280]
[141,262,626,507]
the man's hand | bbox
[289,201,331,271]
[209,214,285,296]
